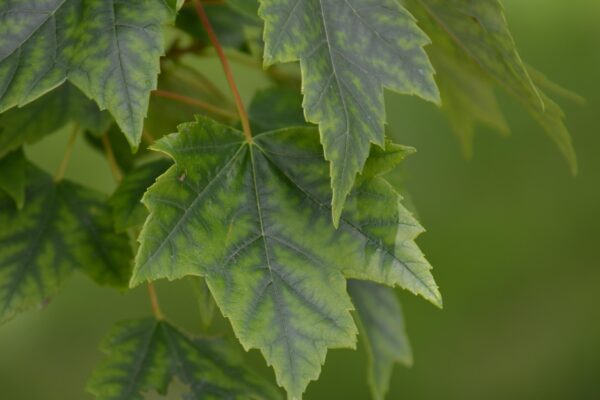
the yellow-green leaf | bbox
[131,117,440,398]
[348,280,412,400]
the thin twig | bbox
[142,130,156,145]
[193,0,253,142]
[54,124,79,181]
[102,132,165,321]
[152,89,238,119]
[101,133,122,182]
[147,282,164,320]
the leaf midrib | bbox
[248,144,298,387]
[2,181,58,314]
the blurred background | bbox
[1,0,598,399]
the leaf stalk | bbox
[54,123,79,181]
[152,89,238,119]
[192,0,253,142]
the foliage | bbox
[0,0,579,399]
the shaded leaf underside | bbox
[0,163,132,323]
[87,318,281,400]
[131,117,440,398]
[109,159,172,233]
[0,148,26,209]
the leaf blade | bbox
[132,116,441,397]
[0,0,176,147]
[259,0,440,223]
[348,280,412,400]
[0,163,132,323]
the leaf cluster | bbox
[0,1,580,399]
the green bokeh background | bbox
[1,1,599,399]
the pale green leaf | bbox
[408,0,541,105]
[0,163,132,324]
[131,117,440,398]
[259,0,440,224]
[527,66,586,106]
[0,0,176,148]
[87,317,281,400]
[407,0,577,172]
[360,140,415,181]
[0,83,111,158]
[0,149,26,209]
[109,159,172,232]
[433,43,509,157]
[348,280,412,400]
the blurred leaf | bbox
[87,317,281,400]
[259,0,440,225]
[189,276,216,331]
[0,83,111,158]
[348,280,413,400]
[527,66,586,106]
[109,159,172,233]
[409,4,511,157]
[408,0,578,172]
[0,0,176,148]
[87,318,170,400]
[228,0,261,19]
[0,163,132,324]
[411,0,542,106]
[0,149,26,209]
[131,117,440,398]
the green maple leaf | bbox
[258,0,440,224]
[0,83,112,158]
[109,159,172,232]
[348,280,412,400]
[0,0,176,148]
[407,0,577,172]
[417,15,509,157]
[131,117,440,398]
[0,149,26,209]
[0,163,132,324]
[87,318,281,400]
